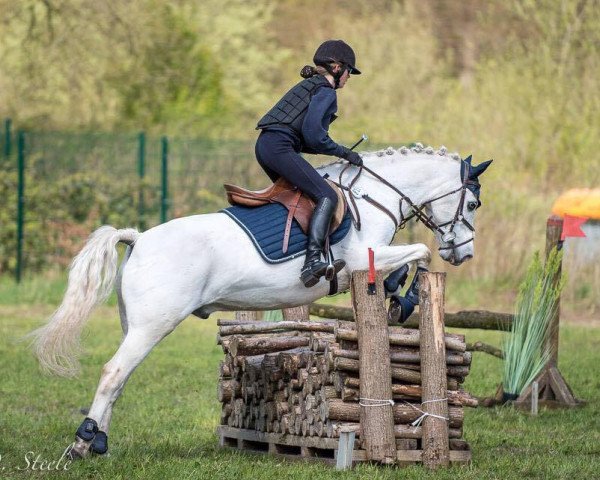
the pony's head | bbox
[424,155,493,266]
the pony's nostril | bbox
[462,254,473,262]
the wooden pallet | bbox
[217,426,471,468]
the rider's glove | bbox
[342,150,363,167]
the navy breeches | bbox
[255,130,338,205]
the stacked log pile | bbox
[217,318,476,450]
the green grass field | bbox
[0,303,599,480]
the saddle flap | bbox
[224,178,346,234]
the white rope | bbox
[402,399,450,427]
[359,397,395,407]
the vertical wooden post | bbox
[544,215,563,367]
[419,272,450,469]
[351,270,396,464]
[235,311,260,321]
[531,382,539,416]
[282,305,310,321]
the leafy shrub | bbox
[0,169,160,273]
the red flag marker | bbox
[367,248,376,295]
[561,214,588,241]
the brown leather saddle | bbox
[224,178,347,254]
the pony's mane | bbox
[319,143,462,169]
[362,143,462,162]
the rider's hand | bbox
[344,151,363,167]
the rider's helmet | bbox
[313,40,361,75]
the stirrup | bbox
[324,263,336,282]
[300,259,345,288]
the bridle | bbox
[330,160,478,253]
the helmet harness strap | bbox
[323,60,347,89]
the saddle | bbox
[224,178,347,254]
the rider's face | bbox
[337,69,350,88]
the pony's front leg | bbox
[349,243,431,274]
[372,243,431,325]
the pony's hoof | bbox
[68,437,92,460]
[91,431,108,455]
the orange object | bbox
[552,188,600,220]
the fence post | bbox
[16,131,25,283]
[282,305,310,321]
[4,118,11,159]
[138,132,146,231]
[161,136,169,223]
[419,271,450,469]
[352,269,396,464]
[544,215,563,367]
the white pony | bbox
[31,143,491,458]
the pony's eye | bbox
[467,201,478,211]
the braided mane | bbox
[364,142,462,162]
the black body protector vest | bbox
[256,75,333,136]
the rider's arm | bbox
[301,87,352,158]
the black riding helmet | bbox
[313,40,362,75]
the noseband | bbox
[331,162,476,254]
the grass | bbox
[0,304,599,479]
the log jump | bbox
[216,270,474,469]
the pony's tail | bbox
[29,226,140,377]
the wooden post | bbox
[419,272,450,469]
[282,305,310,321]
[544,215,563,366]
[351,270,396,464]
[235,311,260,321]
[531,382,538,416]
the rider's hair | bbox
[300,63,340,79]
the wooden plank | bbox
[419,272,450,469]
[218,427,471,466]
[217,426,340,449]
[352,270,396,464]
[336,431,356,470]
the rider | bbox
[255,39,363,288]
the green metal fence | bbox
[1,119,264,281]
[0,119,401,281]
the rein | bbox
[330,162,475,252]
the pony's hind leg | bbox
[70,324,175,458]
[86,383,124,455]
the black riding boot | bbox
[300,198,346,288]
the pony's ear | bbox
[460,155,473,182]
[469,159,493,179]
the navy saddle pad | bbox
[221,203,352,264]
